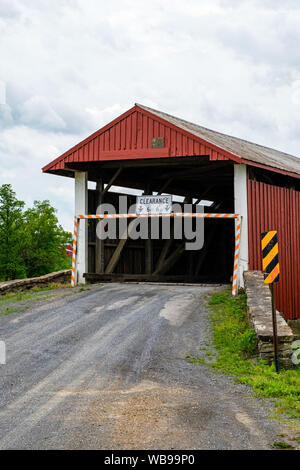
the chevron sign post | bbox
[261,230,280,373]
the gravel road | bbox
[0,283,280,449]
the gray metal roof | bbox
[137,103,300,176]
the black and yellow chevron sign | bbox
[261,230,280,284]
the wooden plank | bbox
[154,243,185,275]
[144,186,152,274]
[105,237,127,274]
[104,220,136,273]
[84,273,207,282]
[155,238,172,272]
[194,223,218,276]
[95,179,105,273]
[157,177,173,195]
[101,167,122,196]
[155,220,175,272]
[145,238,152,274]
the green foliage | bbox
[189,288,300,420]
[208,290,257,357]
[0,184,26,279]
[272,441,294,450]
[0,184,72,281]
[1,306,22,315]
[21,200,71,277]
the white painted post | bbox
[234,164,249,289]
[75,172,88,284]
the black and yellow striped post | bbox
[261,230,280,373]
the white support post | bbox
[234,164,249,289]
[75,172,88,284]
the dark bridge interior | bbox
[72,156,236,283]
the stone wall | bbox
[243,271,295,369]
[287,319,300,335]
[0,270,71,294]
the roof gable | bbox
[43,103,300,178]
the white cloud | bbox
[19,96,66,131]
[0,0,300,231]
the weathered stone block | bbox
[244,271,295,370]
[0,270,72,294]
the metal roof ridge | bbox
[135,103,300,165]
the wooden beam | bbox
[84,273,211,283]
[157,162,230,180]
[145,237,152,274]
[105,220,136,273]
[155,238,173,272]
[95,179,105,273]
[157,177,173,195]
[154,242,185,275]
[144,185,153,274]
[194,223,219,276]
[105,237,127,274]
[101,167,122,196]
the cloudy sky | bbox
[1,0,300,231]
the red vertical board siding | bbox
[142,115,148,148]
[51,109,234,165]
[109,127,114,152]
[115,122,121,150]
[131,113,137,149]
[44,106,238,173]
[137,112,143,149]
[247,179,300,320]
[120,119,126,150]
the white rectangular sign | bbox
[136,195,172,215]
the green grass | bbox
[30,282,72,292]
[0,283,73,316]
[272,441,295,450]
[0,291,37,304]
[187,288,300,421]
[292,436,300,444]
[0,282,92,317]
[1,306,22,315]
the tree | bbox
[0,184,72,280]
[0,184,26,280]
[21,200,72,278]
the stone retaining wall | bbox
[287,319,300,335]
[0,270,72,294]
[243,271,295,369]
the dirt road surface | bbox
[0,283,280,449]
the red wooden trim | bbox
[93,148,170,161]
[42,105,138,172]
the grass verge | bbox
[0,283,92,316]
[186,288,300,422]
[0,283,72,315]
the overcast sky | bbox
[1,0,300,231]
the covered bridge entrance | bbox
[43,103,300,321]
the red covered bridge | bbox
[43,103,300,321]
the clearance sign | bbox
[136,195,172,215]
[261,230,280,284]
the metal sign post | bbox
[261,230,280,373]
